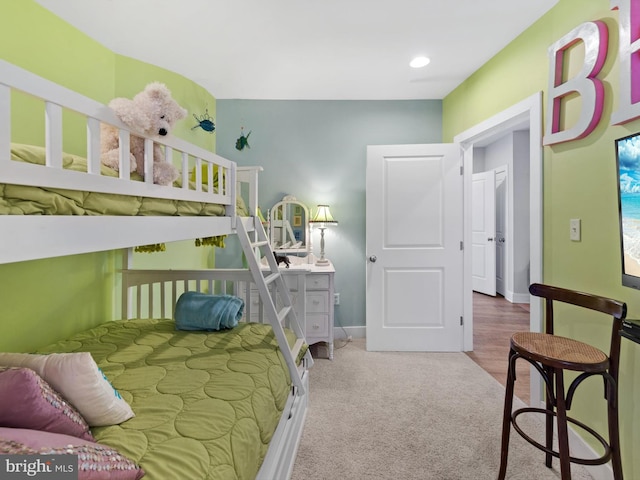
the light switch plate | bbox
[570,218,581,241]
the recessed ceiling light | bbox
[410,56,430,68]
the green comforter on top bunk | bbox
[1,144,247,216]
[36,318,306,480]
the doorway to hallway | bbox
[456,92,543,406]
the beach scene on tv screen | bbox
[619,133,640,277]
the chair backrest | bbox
[529,283,627,377]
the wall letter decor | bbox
[610,0,640,125]
[543,21,609,145]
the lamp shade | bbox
[310,205,338,226]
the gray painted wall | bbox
[216,99,443,328]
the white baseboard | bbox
[567,426,613,480]
[504,290,530,304]
[333,325,365,339]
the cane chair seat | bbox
[511,332,608,372]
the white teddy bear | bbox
[101,82,187,186]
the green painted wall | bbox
[0,0,218,352]
[443,0,640,475]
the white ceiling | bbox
[36,0,558,100]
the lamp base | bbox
[314,258,330,266]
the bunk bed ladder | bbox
[236,218,306,394]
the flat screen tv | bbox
[616,131,640,289]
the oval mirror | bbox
[269,196,310,255]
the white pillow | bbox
[0,352,134,427]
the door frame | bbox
[454,92,543,404]
[493,165,508,298]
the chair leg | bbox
[498,348,517,480]
[607,382,624,480]
[554,370,572,480]
[610,414,624,480]
[544,365,555,469]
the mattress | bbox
[1,144,246,216]
[36,318,305,480]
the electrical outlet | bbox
[334,293,340,305]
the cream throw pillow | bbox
[0,352,134,427]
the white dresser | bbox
[291,261,335,360]
[249,259,336,359]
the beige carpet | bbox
[291,339,595,480]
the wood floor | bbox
[466,292,531,403]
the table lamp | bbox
[310,205,338,266]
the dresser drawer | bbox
[283,274,303,292]
[307,274,330,290]
[306,292,329,313]
[306,314,329,337]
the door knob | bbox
[487,237,495,242]
[369,255,377,263]
[498,237,505,243]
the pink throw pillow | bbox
[0,352,134,427]
[0,367,94,441]
[0,427,145,480]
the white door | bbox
[366,143,463,352]
[471,171,496,296]
[495,168,507,296]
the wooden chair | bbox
[497,283,626,480]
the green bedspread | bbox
[1,144,245,216]
[36,319,304,480]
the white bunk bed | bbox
[0,58,257,263]
[0,59,310,480]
